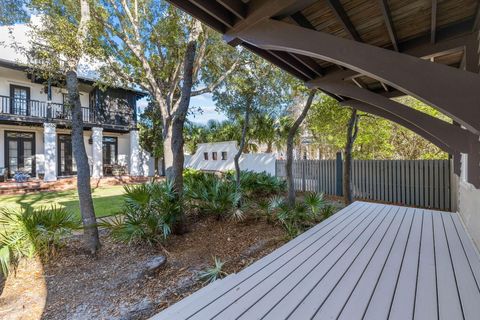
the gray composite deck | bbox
[152,202,480,320]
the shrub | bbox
[303,192,325,218]
[103,181,181,245]
[266,193,333,239]
[199,257,227,284]
[320,204,336,219]
[187,178,239,220]
[224,170,286,196]
[0,206,79,276]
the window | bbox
[102,136,118,166]
[221,151,227,160]
[5,131,35,177]
[203,152,208,160]
[212,152,218,160]
[10,85,30,115]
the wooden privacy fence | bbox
[275,158,452,211]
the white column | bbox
[43,123,57,181]
[129,129,141,176]
[92,127,103,178]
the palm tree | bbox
[252,114,276,153]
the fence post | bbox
[302,160,306,192]
[336,152,343,196]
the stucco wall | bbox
[457,178,480,251]
[186,141,276,175]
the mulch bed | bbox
[0,215,286,320]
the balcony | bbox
[0,95,135,130]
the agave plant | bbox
[0,206,79,276]
[199,256,227,284]
[103,181,180,245]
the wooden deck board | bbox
[151,202,480,320]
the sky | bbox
[0,17,226,125]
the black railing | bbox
[0,95,134,127]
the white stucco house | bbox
[0,58,150,181]
[186,141,276,176]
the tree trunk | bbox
[163,22,200,234]
[154,156,159,176]
[287,91,316,207]
[66,70,100,254]
[343,108,359,205]
[266,141,273,153]
[234,105,251,202]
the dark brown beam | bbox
[225,0,315,43]
[351,77,365,88]
[237,19,480,134]
[378,0,399,51]
[289,53,324,77]
[217,0,247,19]
[290,11,316,30]
[342,99,453,154]
[316,81,475,153]
[463,38,480,73]
[474,1,480,31]
[189,0,236,28]
[400,18,474,52]
[326,0,362,42]
[167,0,226,32]
[274,0,319,20]
[431,0,437,43]
[268,50,316,79]
[288,11,324,77]
[242,43,309,82]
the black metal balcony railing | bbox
[0,95,134,127]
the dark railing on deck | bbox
[0,95,134,127]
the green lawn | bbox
[0,185,127,219]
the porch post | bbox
[91,127,103,178]
[43,123,57,182]
[129,128,141,176]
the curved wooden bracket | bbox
[341,100,453,154]
[310,81,475,152]
[235,19,480,134]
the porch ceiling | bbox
[167,0,480,187]
[167,0,479,91]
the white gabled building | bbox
[186,141,276,176]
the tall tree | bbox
[93,1,240,231]
[286,91,316,207]
[343,108,359,204]
[0,0,29,25]
[214,55,290,198]
[94,0,238,233]
[139,102,164,175]
[28,0,101,253]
